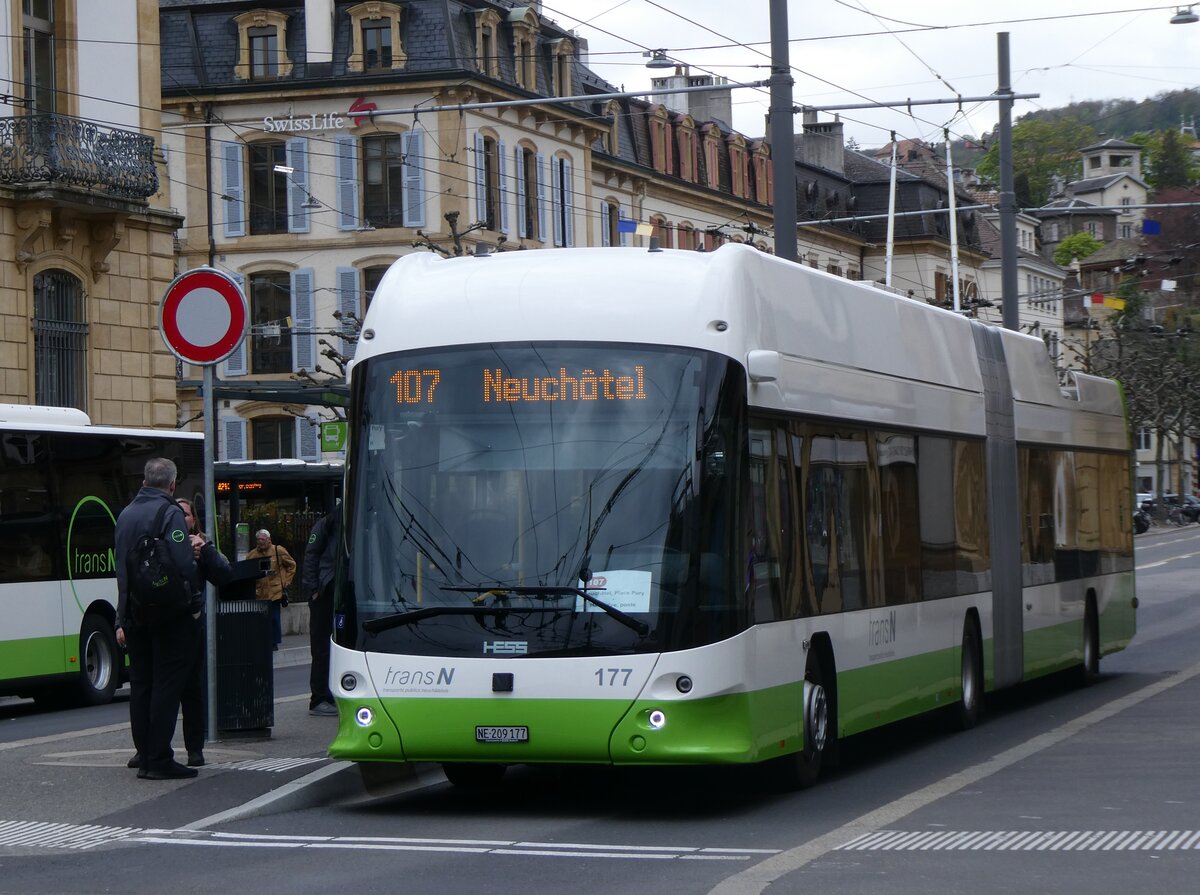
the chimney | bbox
[305,0,334,74]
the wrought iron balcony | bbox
[0,113,158,200]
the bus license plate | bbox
[475,726,528,743]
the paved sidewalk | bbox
[274,632,311,669]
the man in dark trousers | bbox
[114,458,200,780]
[301,507,340,716]
[177,497,232,767]
[124,497,232,771]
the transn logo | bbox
[483,641,528,655]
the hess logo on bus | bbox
[483,641,528,655]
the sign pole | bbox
[203,363,218,742]
[158,265,248,748]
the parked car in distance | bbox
[1137,492,1154,511]
[1165,493,1200,522]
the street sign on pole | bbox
[159,267,249,744]
[159,267,248,366]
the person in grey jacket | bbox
[301,507,340,716]
[114,458,200,780]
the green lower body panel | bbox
[836,646,959,737]
[331,685,811,766]
[0,635,71,682]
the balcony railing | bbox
[0,113,158,200]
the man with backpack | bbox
[114,458,201,780]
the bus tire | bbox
[442,762,506,788]
[771,649,832,790]
[76,614,119,706]
[956,616,983,730]
[1079,599,1100,686]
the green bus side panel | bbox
[1023,619,1084,679]
[837,646,959,737]
[0,635,72,681]
[1100,597,1136,656]
[332,686,812,767]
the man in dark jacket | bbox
[301,507,339,716]
[114,458,200,780]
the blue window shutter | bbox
[474,133,487,224]
[515,146,526,238]
[601,200,611,247]
[220,416,246,461]
[286,137,311,233]
[223,272,247,376]
[563,158,574,247]
[298,413,321,461]
[221,142,245,238]
[498,140,509,233]
[336,266,360,360]
[335,135,360,231]
[402,129,425,227]
[291,268,316,373]
[536,153,548,242]
[551,158,562,247]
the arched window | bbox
[33,269,87,410]
[249,271,293,374]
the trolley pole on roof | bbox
[769,0,798,262]
[997,33,1020,331]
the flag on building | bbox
[1142,220,1162,235]
[617,219,638,234]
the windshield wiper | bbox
[362,603,562,635]
[444,584,650,636]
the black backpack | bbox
[127,500,192,625]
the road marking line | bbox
[831,830,1200,852]
[708,658,1200,895]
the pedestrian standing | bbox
[176,497,232,766]
[245,529,296,650]
[301,508,340,716]
[115,458,200,780]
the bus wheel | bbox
[1078,599,1100,686]
[442,763,506,788]
[956,617,983,730]
[77,614,119,706]
[771,650,831,790]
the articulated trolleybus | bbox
[330,244,1135,788]
[0,405,202,706]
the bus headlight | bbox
[648,709,666,730]
[675,675,693,694]
[356,706,374,727]
[341,673,358,692]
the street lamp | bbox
[643,49,674,69]
[1171,6,1198,24]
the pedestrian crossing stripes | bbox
[206,757,327,773]
[837,830,1200,852]
[0,820,141,851]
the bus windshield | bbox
[341,343,746,657]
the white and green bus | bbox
[0,405,202,706]
[328,244,1136,787]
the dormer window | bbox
[552,38,574,97]
[603,99,621,155]
[675,115,697,183]
[703,125,721,190]
[475,9,501,78]
[347,2,406,73]
[510,7,540,91]
[234,10,292,81]
[649,106,674,175]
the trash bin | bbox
[216,558,274,735]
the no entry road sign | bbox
[159,268,248,366]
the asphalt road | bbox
[1,527,1197,895]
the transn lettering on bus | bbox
[869,610,897,647]
[483,365,646,402]
[73,547,116,575]
[389,369,440,405]
[383,666,456,686]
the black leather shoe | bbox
[187,751,205,767]
[126,753,142,769]
[144,761,198,780]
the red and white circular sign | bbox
[159,268,248,366]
